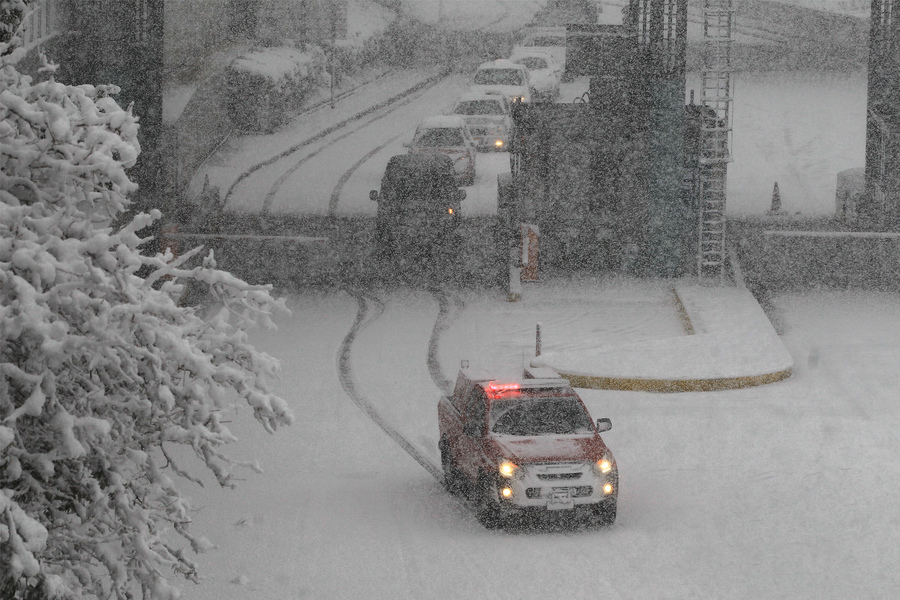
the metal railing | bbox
[19,0,61,54]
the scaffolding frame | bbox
[698,0,734,283]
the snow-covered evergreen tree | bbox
[1,5,294,598]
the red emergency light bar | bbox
[487,381,520,394]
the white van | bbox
[513,26,568,76]
[469,60,532,105]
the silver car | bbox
[451,92,513,152]
[405,115,478,186]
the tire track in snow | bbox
[338,289,444,480]
[260,81,448,213]
[328,132,405,216]
[427,288,466,395]
[241,6,521,212]
[339,288,490,517]
[222,72,447,209]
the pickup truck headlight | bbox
[498,459,520,478]
[593,451,614,476]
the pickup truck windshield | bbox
[490,397,593,436]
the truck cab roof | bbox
[452,367,572,402]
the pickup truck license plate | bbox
[547,489,574,510]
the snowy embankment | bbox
[533,284,794,390]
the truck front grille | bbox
[525,486,593,499]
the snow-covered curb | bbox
[532,285,794,392]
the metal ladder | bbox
[698,0,733,283]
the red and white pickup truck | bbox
[438,366,618,528]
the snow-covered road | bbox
[171,4,885,595]
[195,68,866,219]
[177,281,900,599]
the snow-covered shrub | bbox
[225,44,326,132]
[1,27,293,600]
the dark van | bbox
[370,154,466,264]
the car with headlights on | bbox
[438,366,618,529]
[469,59,532,105]
[405,115,477,186]
[509,49,561,103]
[450,92,513,152]
[370,153,465,265]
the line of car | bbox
[404,33,566,187]
[368,29,567,264]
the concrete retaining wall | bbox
[732,218,900,292]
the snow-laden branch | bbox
[1,30,294,600]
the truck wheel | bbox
[592,498,617,527]
[440,440,463,495]
[476,476,503,529]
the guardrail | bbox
[19,0,60,54]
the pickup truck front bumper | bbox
[495,460,618,512]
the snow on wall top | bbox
[532,285,794,384]
[229,47,316,82]
[765,0,870,17]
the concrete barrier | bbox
[532,284,794,392]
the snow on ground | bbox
[404,0,547,31]
[692,70,868,217]
[193,68,866,218]
[765,0,872,17]
[176,279,900,599]
[165,3,888,598]
[162,84,197,125]
[190,69,442,201]
[535,283,794,383]
[194,64,867,219]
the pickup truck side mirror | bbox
[463,421,481,437]
[596,418,612,433]
[369,190,379,201]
